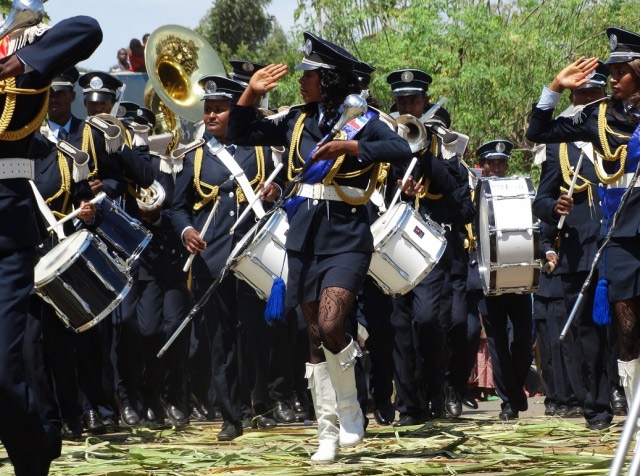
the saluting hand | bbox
[550,56,600,93]
[183,227,206,255]
[249,63,288,96]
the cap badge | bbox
[242,62,254,72]
[304,39,313,56]
[610,33,618,52]
[116,105,126,117]
[495,142,506,153]
[401,71,414,83]
[137,109,143,117]
[89,77,103,90]
[205,80,217,94]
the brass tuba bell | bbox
[144,24,226,125]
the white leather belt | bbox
[0,158,34,180]
[610,172,640,189]
[296,183,366,202]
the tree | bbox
[197,0,274,57]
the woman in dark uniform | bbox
[525,27,640,429]
[226,32,411,463]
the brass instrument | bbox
[0,0,46,42]
[136,180,166,210]
[144,24,226,125]
[395,114,427,153]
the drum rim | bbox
[34,230,94,286]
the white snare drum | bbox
[475,175,541,296]
[96,197,152,268]
[369,202,447,296]
[34,230,132,332]
[230,209,289,300]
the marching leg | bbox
[322,337,364,447]
[305,362,339,463]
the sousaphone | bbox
[145,24,226,125]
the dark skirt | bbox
[602,237,640,302]
[285,250,371,309]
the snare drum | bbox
[96,197,152,268]
[368,202,447,296]
[475,175,541,295]
[230,209,289,300]
[34,229,132,332]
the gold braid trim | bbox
[0,78,50,141]
[193,145,219,211]
[236,146,266,206]
[417,176,444,201]
[594,101,629,184]
[48,152,72,218]
[83,124,100,180]
[558,143,593,207]
[287,112,307,181]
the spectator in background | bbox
[129,38,146,73]
[110,48,130,73]
[142,33,150,48]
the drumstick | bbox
[182,196,221,273]
[46,192,107,232]
[388,156,418,211]
[557,150,584,230]
[229,163,283,235]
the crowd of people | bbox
[2,3,640,474]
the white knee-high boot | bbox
[618,358,640,409]
[322,338,364,447]
[306,362,339,463]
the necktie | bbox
[226,145,236,156]
[58,128,68,142]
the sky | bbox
[44,0,298,72]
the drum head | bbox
[35,230,92,284]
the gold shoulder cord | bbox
[83,124,102,180]
[289,113,378,205]
[594,101,630,184]
[0,78,49,140]
[558,143,594,207]
[236,146,265,206]
[49,153,72,218]
[193,145,219,211]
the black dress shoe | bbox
[587,419,611,431]
[566,405,583,418]
[393,414,422,427]
[61,421,83,440]
[273,401,296,423]
[121,402,140,426]
[611,388,628,416]
[241,417,253,430]
[498,404,519,421]
[544,403,557,416]
[291,394,312,422]
[167,404,189,427]
[460,389,479,409]
[83,409,106,435]
[255,415,277,429]
[217,421,243,441]
[444,386,462,417]
[373,400,396,425]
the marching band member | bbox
[525,27,640,430]
[172,75,280,441]
[0,12,101,475]
[228,59,298,428]
[531,64,614,430]
[385,68,473,424]
[475,140,533,421]
[226,32,411,462]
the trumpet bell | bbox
[145,24,226,124]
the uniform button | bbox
[564,233,569,238]
[312,199,318,205]
[160,245,165,250]
[171,249,176,254]
[599,201,602,206]
[229,192,234,198]
[351,208,356,213]
[230,210,235,216]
